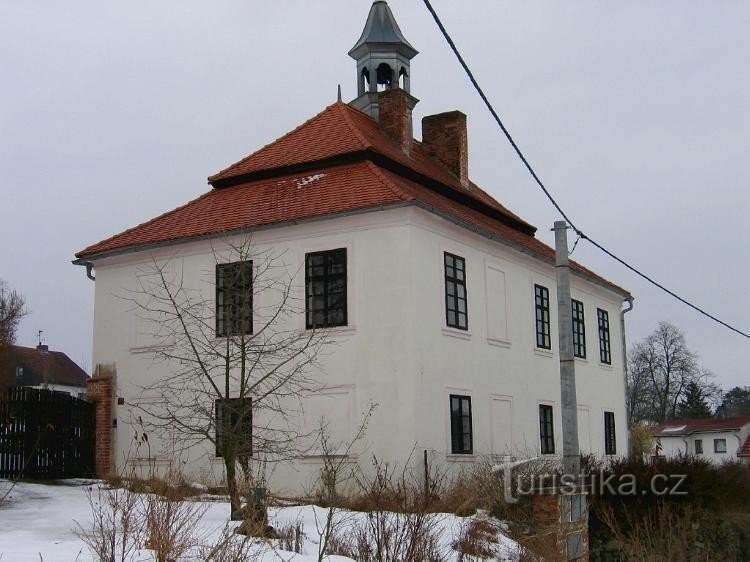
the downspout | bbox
[621,297,634,457]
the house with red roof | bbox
[652,416,750,465]
[74,2,632,491]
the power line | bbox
[422,0,750,340]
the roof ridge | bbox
[337,102,374,150]
[208,102,344,183]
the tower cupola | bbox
[349,1,418,120]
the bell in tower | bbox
[348,1,419,120]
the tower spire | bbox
[348,1,418,119]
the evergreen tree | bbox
[677,381,713,419]
[716,386,750,418]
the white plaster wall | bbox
[90,205,629,493]
[657,426,749,465]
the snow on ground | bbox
[0,480,520,561]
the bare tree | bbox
[627,321,715,423]
[125,237,330,519]
[0,279,28,391]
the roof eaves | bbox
[73,201,417,263]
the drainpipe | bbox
[85,262,95,281]
[621,297,634,457]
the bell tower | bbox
[348,1,418,120]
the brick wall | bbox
[531,491,590,561]
[86,370,115,477]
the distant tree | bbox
[676,381,713,419]
[0,280,28,391]
[627,321,714,423]
[716,386,750,418]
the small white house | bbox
[74,1,633,493]
[652,416,750,465]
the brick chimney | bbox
[421,111,469,187]
[378,88,417,154]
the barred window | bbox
[450,395,473,454]
[444,253,468,329]
[305,248,347,329]
[216,261,253,337]
[215,397,252,458]
[598,308,611,364]
[694,439,703,454]
[604,411,616,455]
[539,404,555,454]
[534,284,551,349]
[572,299,586,359]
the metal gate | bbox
[0,387,95,479]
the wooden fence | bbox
[0,387,95,479]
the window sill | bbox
[487,337,511,349]
[534,347,554,358]
[308,325,357,336]
[574,357,589,365]
[598,362,614,371]
[446,453,476,462]
[129,343,174,354]
[442,327,471,340]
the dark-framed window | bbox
[450,394,473,454]
[215,397,252,458]
[305,248,347,329]
[539,404,555,454]
[694,439,703,455]
[604,411,616,455]
[444,253,468,330]
[534,284,551,349]
[597,308,611,364]
[714,438,727,454]
[216,261,253,337]
[572,299,586,359]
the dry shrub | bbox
[74,484,143,562]
[323,457,446,561]
[276,518,305,553]
[107,469,204,503]
[198,523,264,561]
[452,515,501,560]
[143,492,207,562]
[599,502,749,561]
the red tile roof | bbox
[209,102,532,230]
[653,416,750,437]
[75,102,629,296]
[739,435,750,457]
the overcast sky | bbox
[1,1,748,390]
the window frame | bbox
[597,308,612,365]
[215,260,253,338]
[449,394,473,454]
[305,248,348,329]
[694,439,703,455]
[571,299,586,359]
[714,438,727,454]
[214,397,252,458]
[539,404,555,455]
[604,411,617,455]
[534,284,551,349]
[444,252,468,330]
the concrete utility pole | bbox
[554,220,580,477]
